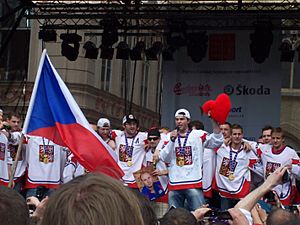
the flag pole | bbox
[8,133,24,188]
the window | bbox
[0,30,30,81]
[100,59,111,91]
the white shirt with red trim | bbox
[6,131,27,180]
[63,152,85,183]
[203,147,216,198]
[160,130,223,191]
[215,143,258,199]
[25,136,67,189]
[112,130,147,187]
[257,144,300,205]
[0,133,9,185]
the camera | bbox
[263,191,276,204]
[204,210,232,221]
[285,205,299,214]
[36,186,49,202]
[28,204,36,216]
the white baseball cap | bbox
[97,118,110,128]
[175,108,191,119]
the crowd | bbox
[0,107,300,225]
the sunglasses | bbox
[148,137,159,141]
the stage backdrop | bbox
[161,31,282,141]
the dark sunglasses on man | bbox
[148,137,159,141]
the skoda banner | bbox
[161,31,281,141]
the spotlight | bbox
[186,32,208,63]
[101,19,119,47]
[166,33,186,49]
[116,41,130,60]
[249,23,273,64]
[130,41,145,60]
[83,41,99,59]
[100,45,114,60]
[39,29,57,42]
[162,47,175,61]
[279,39,294,62]
[60,33,82,61]
[145,41,163,60]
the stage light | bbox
[100,45,114,60]
[116,41,130,60]
[83,41,99,59]
[166,33,186,49]
[130,41,145,60]
[186,32,208,63]
[279,39,295,62]
[101,19,119,47]
[60,33,82,61]
[249,23,273,64]
[38,29,57,42]
[145,41,163,60]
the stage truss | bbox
[13,0,300,33]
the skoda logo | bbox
[224,85,234,95]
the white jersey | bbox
[160,130,223,191]
[0,132,9,185]
[203,147,216,198]
[215,144,258,199]
[257,144,300,205]
[63,153,85,183]
[25,136,67,189]
[6,132,27,179]
[112,130,147,187]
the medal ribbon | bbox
[229,144,242,172]
[125,134,136,159]
[177,130,191,156]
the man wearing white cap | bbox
[155,108,223,211]
[111,114,147,188]
[97,118,116,150]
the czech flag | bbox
[22,49,124,179]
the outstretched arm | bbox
[235,165,288,212]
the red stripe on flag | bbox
[29,123,124,179]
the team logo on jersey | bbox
[8,144,22,161]
[219,157,238,178]
[39,145,54,164]
[119,144,133,162]
[265,161,281,178]
[175,146,192,166]
[0,143,5,161]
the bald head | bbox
[266,208,296,225]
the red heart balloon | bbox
[201,100,215,114]
[201,93,231,124]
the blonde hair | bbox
[41,173,145,225]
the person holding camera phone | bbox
[256,127,300,206]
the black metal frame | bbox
[23,0,300,31]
